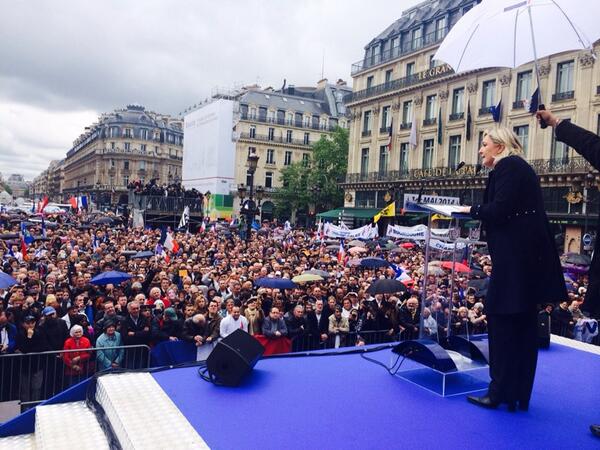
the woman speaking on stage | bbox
[461,127,567,412]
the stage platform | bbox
[1,336,599,449]
[153,336,600,449]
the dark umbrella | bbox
[469,269,486,279]
[0,233,20,240]
[360,257,390,268]
[90,271,133,286]
[326,244,339,251]
[563,253,591,266]
[131,250,154,259]
[93,217,115,225]
[366,279,407,295]
[468,278,489,297]
[76,225,93,230]
[254,277,297,289]
[0,272,17,289]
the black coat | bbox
[471,155,567,314]
[556,120,600,317]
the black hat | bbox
[103,320,116,330]
[24,315,36,322]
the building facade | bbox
[5,174,29,199]
[234,79,351,220]
[44,104,184,205]
[342,0,600,252]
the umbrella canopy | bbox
[346,258,362,267]
[561,263,589,274]
[90,271,133,286]
[400,242,415,249]
[417,266,445,276]
[326,244,340,251]
[303,269,331,278]
[434,0,598,74]
[0,233,20,240]
[384,242,398,250]
[441,261,471,273]
[348,246,368,255]
[468,278,489,297]
[254,277,297,289]
[131,250,155,259]
[563,253,591,266]
[469,269,487,279]
[347,240,366,248]
[390,247,409,255]
[292,274,323,283]
[359,257,390,269]
[366,279,407,295]
[0,272,17,289]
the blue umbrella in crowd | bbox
[91,270,133,286]
[0,272,17,289]
[359,257,390,269]
[254,277,297,289]
[131,250,154,259]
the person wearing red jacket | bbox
[62,324,93,387]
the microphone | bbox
[455,161,466,171]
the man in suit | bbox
[305,299,329,349]
[120,301,151,368]
[537,109,600,438]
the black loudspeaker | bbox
[206,329,265,386]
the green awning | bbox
[464,220,480,229]
[317,208,381,220]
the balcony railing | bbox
[513,100,525,109]
[448,112,464,121]
[129,193,203,213]
[552,91,575,102]
[400,122,412,130]
[343,157,592,185]
[239,112,338,132]
[380,126,391,133]
[351,26,450,75]
[344,64,454,104]
[479,107,492,116]
[238,132,312,147]
[422,118,437,126]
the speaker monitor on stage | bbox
[206,329,265,387]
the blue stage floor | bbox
[153,341,600,449]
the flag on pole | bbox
[164,232,179,253]
[465,101,472,141]
[41,217,47,238]
[69,196,78,210]
[178,206,190,231]
[20,237,28,261]
[490,98,502,123]
[199,220,206,233]
[155,243,170,264]
[386,118,393,151]
[30,203,35,214]
[373,202,395,224]
[337,241,345,265]
[437,107,443,144]
[524,87,540,115]
[409,116,418,149]
[40,195,49,213]
[20,222,34,245]
[81,195,88,210]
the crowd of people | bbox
[0,210,594,406]
[127,178,204,199]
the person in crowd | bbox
[398,297,420,340]
[451,306,472,336]
[421,307,438,341]
[0,310,16,354]
[469,302,487,335]
[151,307,183,342]
[461,126,568,412]
[62,324,93,386]
[284,304,306,351]
[241,297,263,336]
[262,307,288,340]
[120,301,151,368]
[328,305,349,348]
[220,305,248,338]
[551,300,575,338]
[94,300,124,337]
[96,320,124,371]
[15,316,46,407]
[204,299,222,345]
[305,299,329,349]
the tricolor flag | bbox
[489,98,502,123]
[20,236,28,261]
[337,241,345,265]
[199,220,206,233]
[39,195,49,213]
[155,243,170,264]
[69,196,78,210]
[164,232,179,253]
[524,87,540,115]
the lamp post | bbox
[308,184,321,227]
[239,149,260,241]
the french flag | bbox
[164,232,179,253]
[337,241,345,265]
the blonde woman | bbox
[460,127,567,412]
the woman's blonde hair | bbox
[483,127,524,164]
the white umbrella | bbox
[434,0,598,124]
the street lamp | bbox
[240,149,260,241]
[308,184,321,227]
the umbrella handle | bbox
[538,104,548,129]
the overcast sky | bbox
[0,0,420,180]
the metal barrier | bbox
[290,330,400,352]
[0,345,150,410]
[553,319,599,346]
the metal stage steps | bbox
[0,372,208,449]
